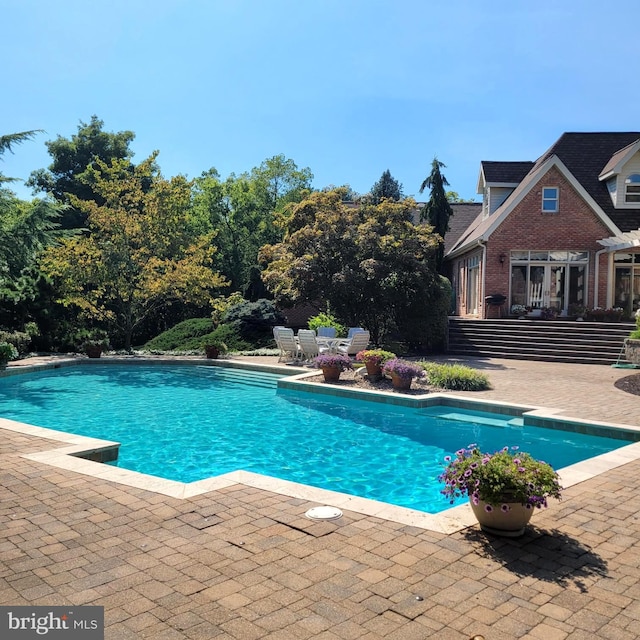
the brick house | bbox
[445,132,640,319]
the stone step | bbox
[448,319,634,365]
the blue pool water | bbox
[0,365,633,514]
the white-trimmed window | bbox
[542,187,559,212]
[625,174,640,203]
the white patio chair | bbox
[317,326,337,338]
[297,329,321,364]
[346,327,365,339]
[273,326,287,360]
[337,330,370,357]
[274,327,301,363]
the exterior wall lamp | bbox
[499,253,506,265]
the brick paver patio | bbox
[1,355,639,639]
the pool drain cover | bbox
[305,506,343,521]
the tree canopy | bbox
[27,116,136,228]
[191,155,313,295]
[369,169,403,204]
[40,154,227,350]
[260,190,441,345]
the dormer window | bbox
[625,174,640,203]
[542,187,559,212]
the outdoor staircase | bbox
[194,366,281,389]
[447,318,635,365]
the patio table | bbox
[315,336,343,354]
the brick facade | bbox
[454,166,613,318]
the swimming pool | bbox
[0,363,636,515]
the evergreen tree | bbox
[0,130,42,183]
[419,157,454,271]
[370,169,403,204]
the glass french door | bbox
[614,267,640,315]
[527,264,565,310]
[512,264,568,312]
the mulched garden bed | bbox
[614,372,640,397]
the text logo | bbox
[1,607,103,639]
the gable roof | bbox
[599,138,640,180]
[478,161,535,187]
[447,154,622,258]
[535,132,640,233]
[448,132,640,259]
[445,203,482,254]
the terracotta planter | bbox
[321,366,342,382]
[390,374,412,390]
[364,361,383,380]
[85,346,103,359]
[470,499,534,537]
[205,345,220,359]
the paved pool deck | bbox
[1,354,639,639]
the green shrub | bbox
[396,275,452,353]
[0,341,19,364]
[308,311,346,337]
[144,318,215,351]
[224,299,286,347]
[196,323,251,352]
[631,312,640,339]
[419,361,491,391]
[0,330,31,355]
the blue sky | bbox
[3,0,639,202]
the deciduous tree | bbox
[41,154,227,350]
[260,190,441,345]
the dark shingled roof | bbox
[445,203,483,254]
[481,161,535,184]
[535,132,640,233]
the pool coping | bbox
[4,356,640,535]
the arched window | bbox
[625,174,640,203]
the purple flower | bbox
[444,456,451,462]
[484,504,493,513]
[382,359,425,379]
[500,504,510,513]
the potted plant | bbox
[78,330,110,359]
[568,303,587,321]
[624,310,640,365]
[0,342,18,369]
[587,306,625,322]
[382,359,426,390]
[510,304,527,319]
[203,341,227,359]
[439,445,562,537]
[540,306,558,320]
[356,349,396,380]
[314,353,353,382]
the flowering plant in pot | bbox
[356,349,396,380]
[382,359,425,390]
[314,353,353,382]
[439,445,562,536]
